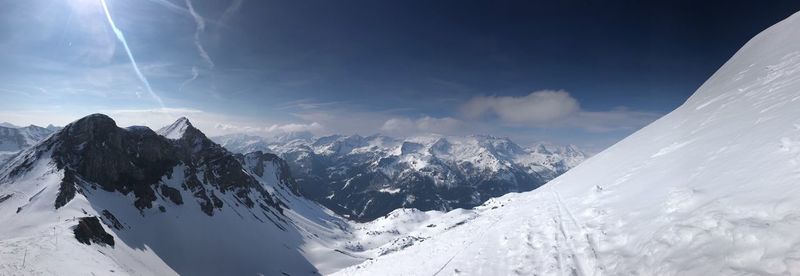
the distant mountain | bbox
[0,122,19,128]
[214,133,586,221]
[214,131,315,155]
[0,124,59,165]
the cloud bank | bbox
[380,116,465,136]
[458,90,660,132]
[461,90,580,123]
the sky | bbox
[1,0,799,153]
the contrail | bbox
[145,0,191,16]
[99,0,165,108]
[185,0,214,69]
[218,0,244,29]
[179,66,200,92]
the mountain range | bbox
[0,124,60,165]
[213,133,585,220]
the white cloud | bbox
[381,116,466,136]
[459,90,661,133]
[267,122,323,133]
[215,121,324,136]
[461,90,580,123]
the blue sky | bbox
[1,0,798,153]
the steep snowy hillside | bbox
[0,125,58,166]
[214,133,585,221]
[335,11,800,275]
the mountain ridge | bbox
[214,132,586,220]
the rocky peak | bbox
[50,114,178,209]
[157,117,197,140]
[62,114,118,139]
[1,114,287,217]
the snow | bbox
[334,11,800,276]
[378,187,401,194]
[156,117,191,140]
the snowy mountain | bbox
[0,124,59,166]
[213,133,276,155]
[155,117,193,140]
[213,131,316,155]
[0,115,363,275]
[334,11,800,275]
[0,122,19,128]
[214,133,586,221]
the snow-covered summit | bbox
[336,11,800,275]
[156,117,193,140]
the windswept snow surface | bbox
[336,11,800,276]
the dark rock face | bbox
[54,168,78,209]
[74,216,115,247]
[101,209,124,230]
[160,184,183,205]
[51,115,179,210]
[0,194,11,204]
[14,114,285,218]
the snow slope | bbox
[335,11,800,276]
